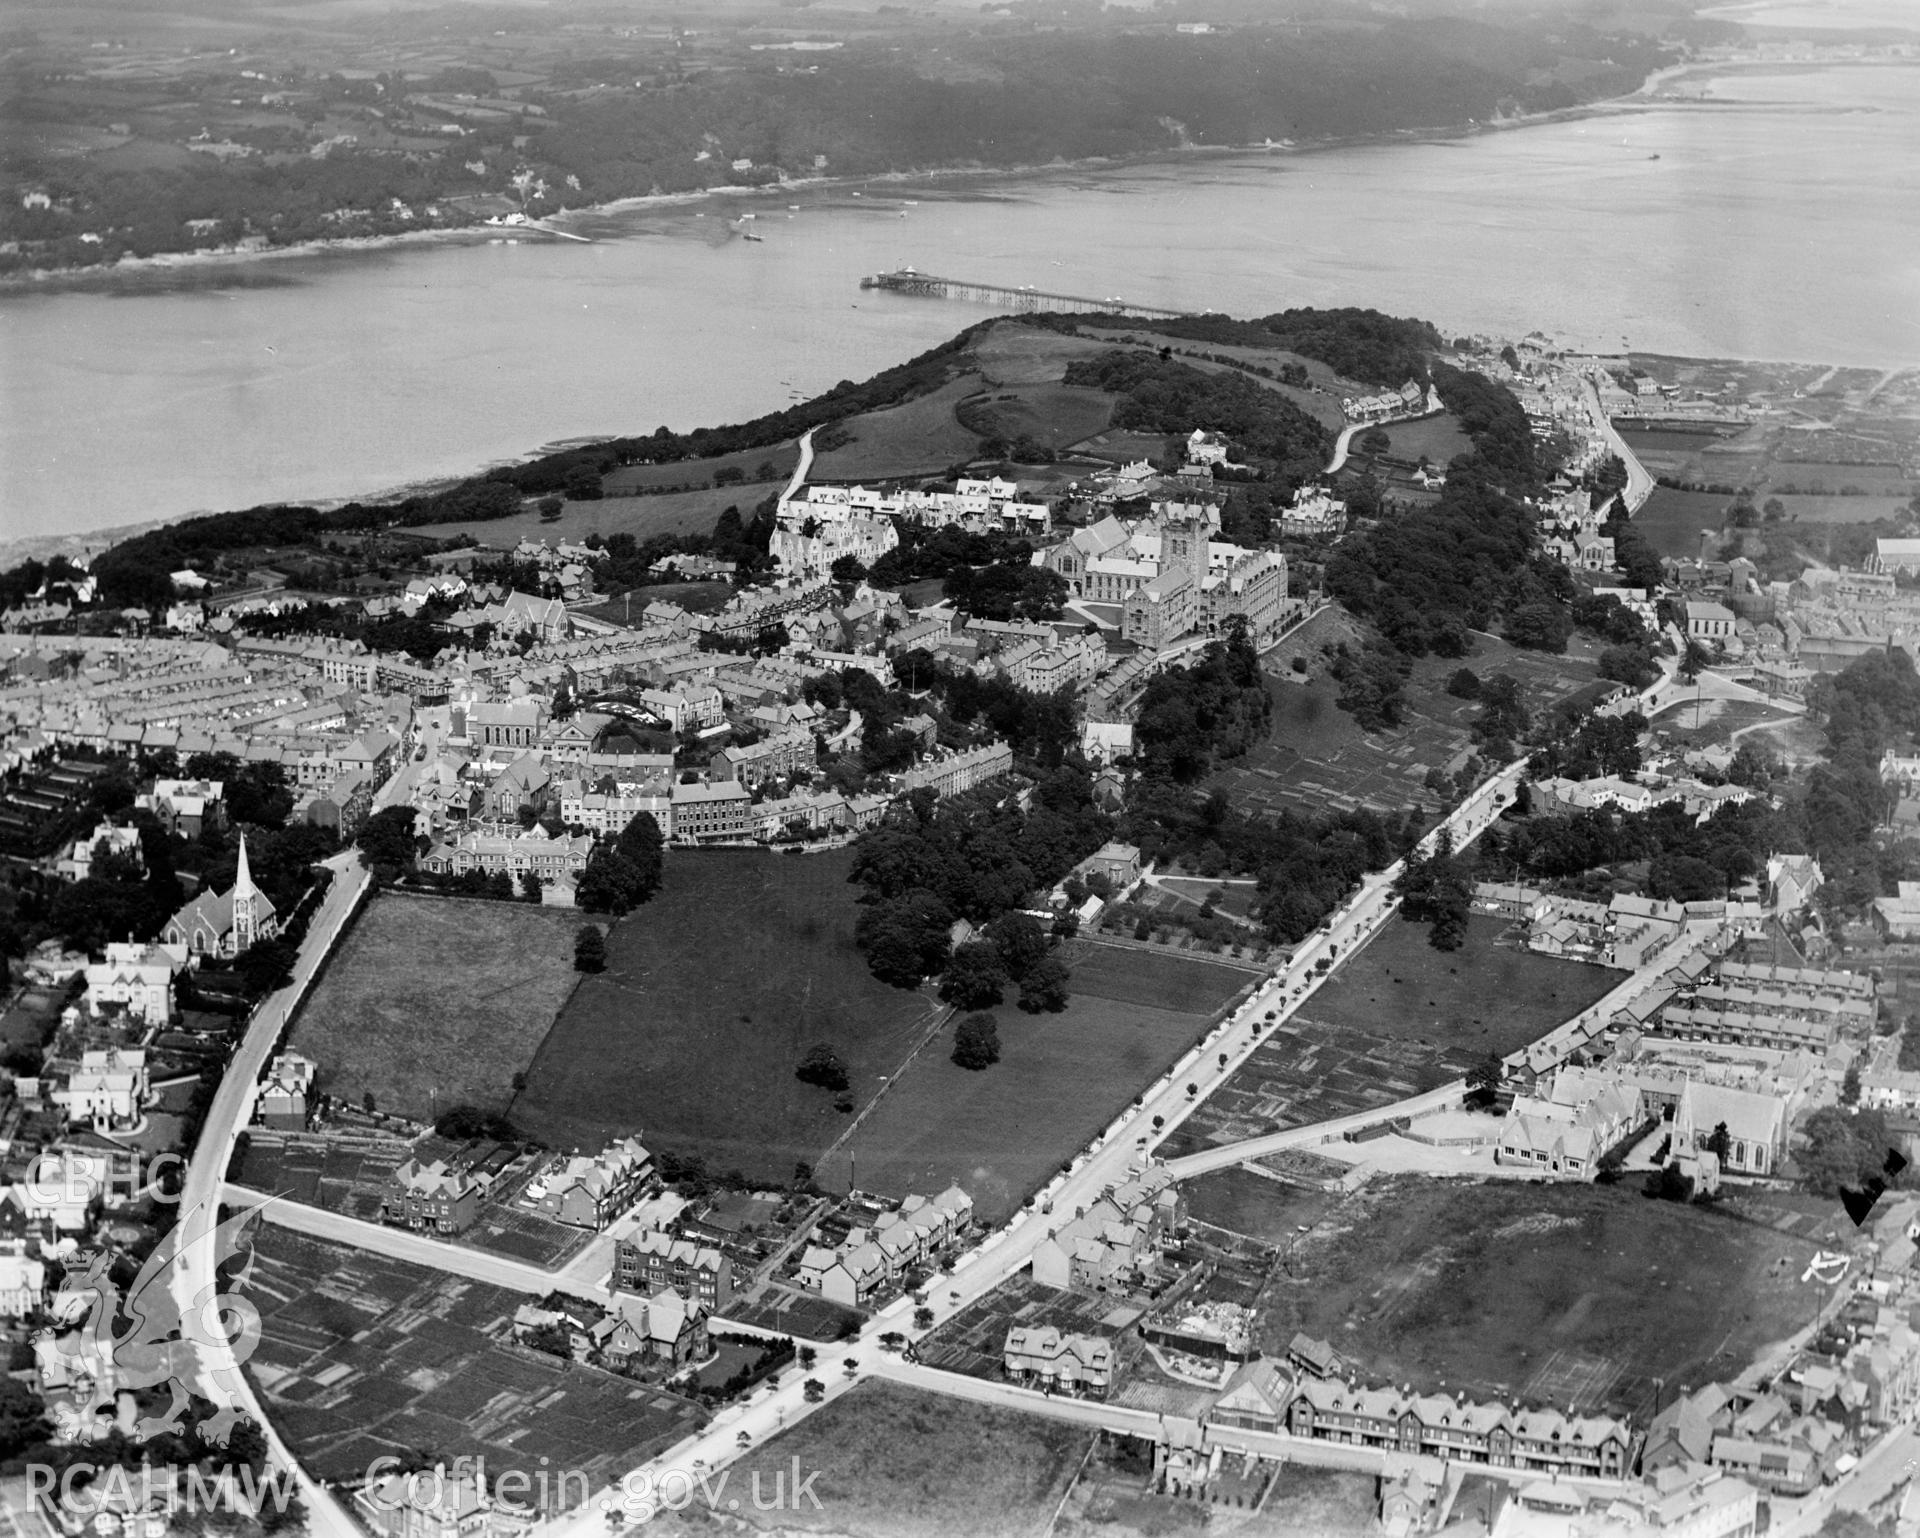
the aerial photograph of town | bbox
[0,0,1917,1533]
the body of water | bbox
[3,60,1916,541]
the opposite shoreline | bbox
[0,53,1869,300]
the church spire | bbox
[231,833,259,953]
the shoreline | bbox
[0,53,1864,298]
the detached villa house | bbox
[82,942,177,1028]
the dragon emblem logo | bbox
[36,1192,274,1447]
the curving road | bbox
[780,429,815,504]
[171,853,372,1538]
[1581,377,1656,513]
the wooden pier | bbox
[859,268,1192,318]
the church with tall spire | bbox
[161,833,280,961]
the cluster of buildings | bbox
[1527,771,1759,826]
[1042,501,1296,649]
[792,1185,974,1307]
[1342,380,1442,425]
[1030,1166,1186,1292]
[771,475,1054,578]
[1646,1228,1920,1502]
[380,1134,653,1237]
[1477,854,1825,976]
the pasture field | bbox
[1369,412,1472,466]
[602,440,798,494]
[417,483,754,549]
[972,321,1117,385]
[511,848,938,1183]
[646,1379,1089,1538]
[1301,916,1625,1052]
[575,581,734,627]
[1164,922,1618,1160]
[1626,485,1735,559]
[816,944,1251,1223]
[808,374,994,481]
[288,894,586,1120]
[1256,1177,1821,1421]
[1760,492,1912,523]
[960,382,1115,451]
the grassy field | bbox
[809,374,995,481]
[1629,485,1737,559]
[1761,492,1912,523]
[602,441,799,494]
[1303,916,1625,1055]
[512,849,938,1182]
[1182,1165,1337,1241]
[961,382,1115,452]
[1258,1177,1823,1421]
[1369,413,1472,466]
[972,323,1116,386]
[648,1379,1090,1538]
[817,944,1251,1223]
[246,1227,700,1491]
[289,894,586,1120]
[416,483,754,550]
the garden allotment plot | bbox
[1165,920,1624,1157]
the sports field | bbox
[511,849,938,1182]
[288,894,586,1120]
[815,943,1252,1223]
[1252,1177,1822,1422]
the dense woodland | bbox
[1075,308,1446,388]
[1062,349,1332,481]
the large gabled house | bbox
[381,1157,483,1235]
[1004,1325,1114,1397]
[527,1137,653,1229]
[613,1230,733,1310]
[591,1287,709,1370]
